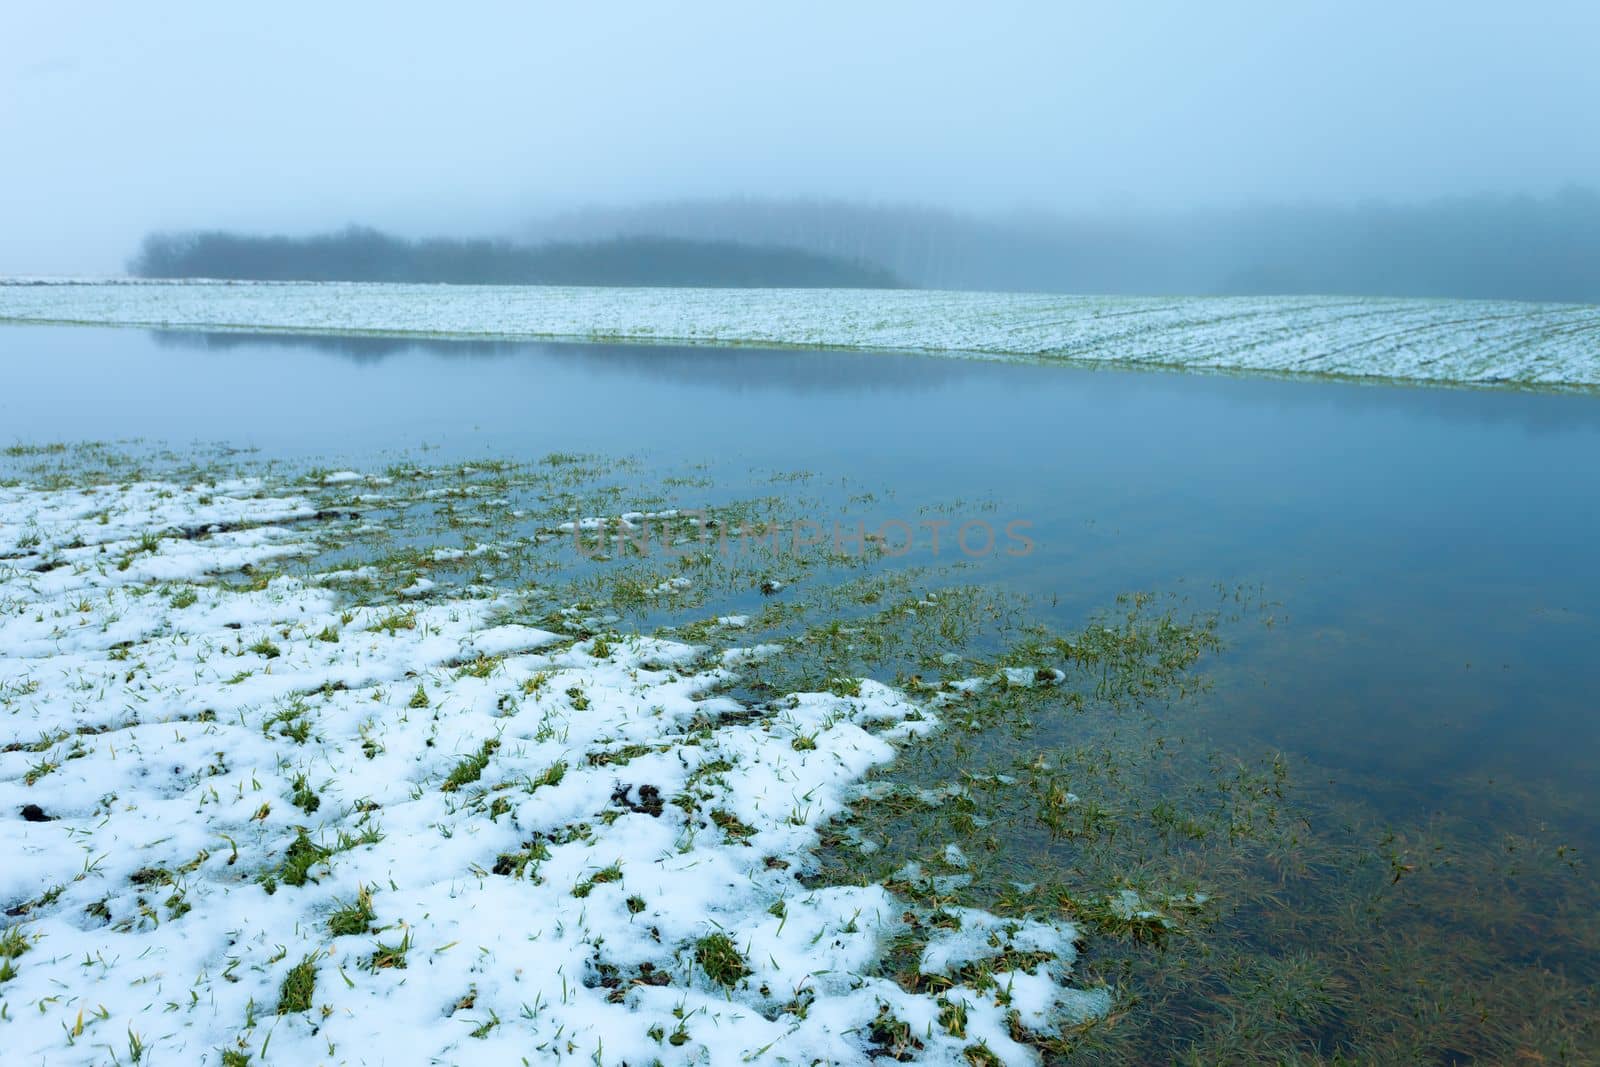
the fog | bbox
[5,2,1600,280]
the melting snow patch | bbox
[919,909,1080,976]
[0,479,1110,1065]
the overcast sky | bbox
[5,2,1600,274]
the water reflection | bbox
[148,328,972,393]
[4,321,1598,1058]
[2,322,1598,844]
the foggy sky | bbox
[5,2,1600,275]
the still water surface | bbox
[6,325,1595,810]
[5,323,1598,1053]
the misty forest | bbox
[3,5,1600,1067]
[132,189,1600,301]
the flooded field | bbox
[3,324,1598,1063]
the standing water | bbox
[4,324,1598,1061]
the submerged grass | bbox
[4,442,1594,1063]
[783,588,1599,1063]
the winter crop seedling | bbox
[693,933,748,988]
[275,955,318,1014]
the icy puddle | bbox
[0,473,1110,1065]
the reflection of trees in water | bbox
[532,340,971,395]
[148,329,971,395]
[152,329,520,364]
[145,329,1600,431]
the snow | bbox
[0,478,1105,1064]
[2,279,1598,387]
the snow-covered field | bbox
[2,279,1598,387]
[0,474,1105,1065]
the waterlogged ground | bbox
[1,443,1595,1065]
[1,453,1123,1065]
[3,280,1599,387]
[2,327,1600,1063]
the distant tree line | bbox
[129,228,903,288]
[132,188,1600,302]
[528,189,1600,304]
